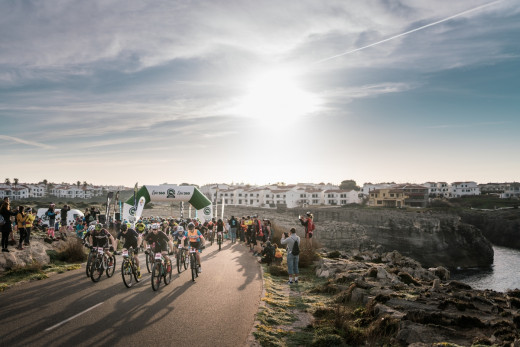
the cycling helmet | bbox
[95,223,102,231]
[187,222,195,230]
[177,226,184,232]
[151,223,159,230]
[87,225,96,232]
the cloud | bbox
[0,135,55,149]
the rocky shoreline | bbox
[316,249,520,346]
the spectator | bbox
[59,204,70,240]
[15,205,27,250]
[258,241,275,265]
[252,215,263,256]
[274,244,283,264]
[299,211,315,248]
[24,208,35,246]
[228,215,238,244]
[281,227,300,284]
[0,197,17,252]
[46,203,57,230]
[263,219,272,241]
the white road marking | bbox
[44,302,104,331]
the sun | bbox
[231,67,321,124]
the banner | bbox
[122,185,212,222]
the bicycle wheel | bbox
[164,259,172,285]
[190,254,197,281]
[183,250,189,270]
[85,252,93,277]
[176,252,182,273]
[90,256,103,282]
[122,258,133,288]
[146,252,153,273]
[106,254,116,277]
[151,262,162,291]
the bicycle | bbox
[189,244,204,282]
[176,243,189,273]
[121,247,140,288]
[90,247,116,282]
[151,252,172,291]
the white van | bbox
[37,208,84,227]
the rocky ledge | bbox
[316,249,520,346]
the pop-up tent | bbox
[122,185,212,223]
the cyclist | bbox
[187,222,205,273]
[171,225,187,255]
[88,223,117,265]
[144,223,173,269]
[120,222,142,278]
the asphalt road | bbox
[0,240,263,347]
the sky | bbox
[1,0,519,188]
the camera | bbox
[284,232,289,238]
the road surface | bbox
[0,240,263,347]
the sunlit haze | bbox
[1,0,519,187]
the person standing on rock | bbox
[46,204,57,231]
[15,205,27,250]
[59,204,70,240]
[299,212,315,249]
[1,197,18,252]
[281,227,301,284]
[24,208,35,246]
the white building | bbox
[323,189,361,206]
[422,182,450,198]
[450,181,480,198]
[500,184,520,199]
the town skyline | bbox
[1,1,519,187]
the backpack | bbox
[230,218,237,227]
[291,236,300,256]
[0,214,5,226]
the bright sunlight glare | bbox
[230,68,321,125]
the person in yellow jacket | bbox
[15,205,27,250]
[24,208,35,246]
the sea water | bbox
[451,245,520,292]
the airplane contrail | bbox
[314,0,502,64]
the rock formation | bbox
[315,249,520,346]
[224,206,494,269]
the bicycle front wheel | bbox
[183,251,189,270]
[151,262,162,291]
[90,256,103,282]
[190,254,197,281]
[122,259,133,288]
[146,252,153,273]
[176,252,182,273]
[86,252,93,277]
[164,260,172,285]
[106,254,116,277]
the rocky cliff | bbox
[223,206,494,269]
[315,249,520,346]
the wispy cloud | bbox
[425,121,509,129]
[0,135,55,149]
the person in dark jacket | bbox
[258,241,275,265]
[1,197,18,252]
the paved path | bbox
[0,240,263,347]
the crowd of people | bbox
[1,196,316,285]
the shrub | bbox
[56,238,88,262]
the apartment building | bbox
[450,181,480,198]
